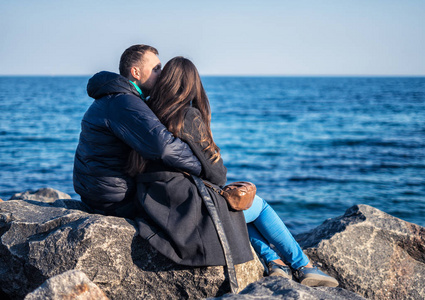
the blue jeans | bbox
[243,195,309,269]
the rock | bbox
[5,188,422,299]
[0,197,264,300]
[24,270,108,300]
[208,276,365,299]
[295,204,425,300]
[9,187,71,202]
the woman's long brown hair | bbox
[126,57,221,176]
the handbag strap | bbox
[190,174,239,294]
[182,171,225,196]
[201,180,225,196]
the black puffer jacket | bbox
[73,71,201,212]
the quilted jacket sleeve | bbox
[107,94,202,175]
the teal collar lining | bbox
[129,81,146,101]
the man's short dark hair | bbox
[119,44,159,78]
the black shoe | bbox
[267,261,293,280]
[295,266,339,287]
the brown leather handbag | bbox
[204,181,256,210]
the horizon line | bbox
[1,74,425,78]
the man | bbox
[73,45,201,218]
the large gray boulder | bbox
[24,270,108,300]
[0,196,264,300]
[295,204,425,300]
[209,276,365,299]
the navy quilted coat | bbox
[73,71,201,211]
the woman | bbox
[129,57,338,287]
[128,57,253,267]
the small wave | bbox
[225,162,268,170]
[34,168,56,174]
[373,162,425,170]
[327,138,423,149]
[405,181,425,187]
[401,191,424,196]
[288,176,344,183]
[314,162,425,171]
[288,175,425,188]
[288,176,376,184]
[2,136,71,143]
[245,150,283,157]
[306,138,423,149]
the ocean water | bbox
[1,76,424,234]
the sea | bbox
[1,76,424,235]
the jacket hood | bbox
[87,71,139,100]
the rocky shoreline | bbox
[1,188,424,299]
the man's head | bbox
[119,45,161,95]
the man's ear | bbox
[130,66,141,80]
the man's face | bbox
[136,51,161,94]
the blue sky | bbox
[1,0,424,76]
